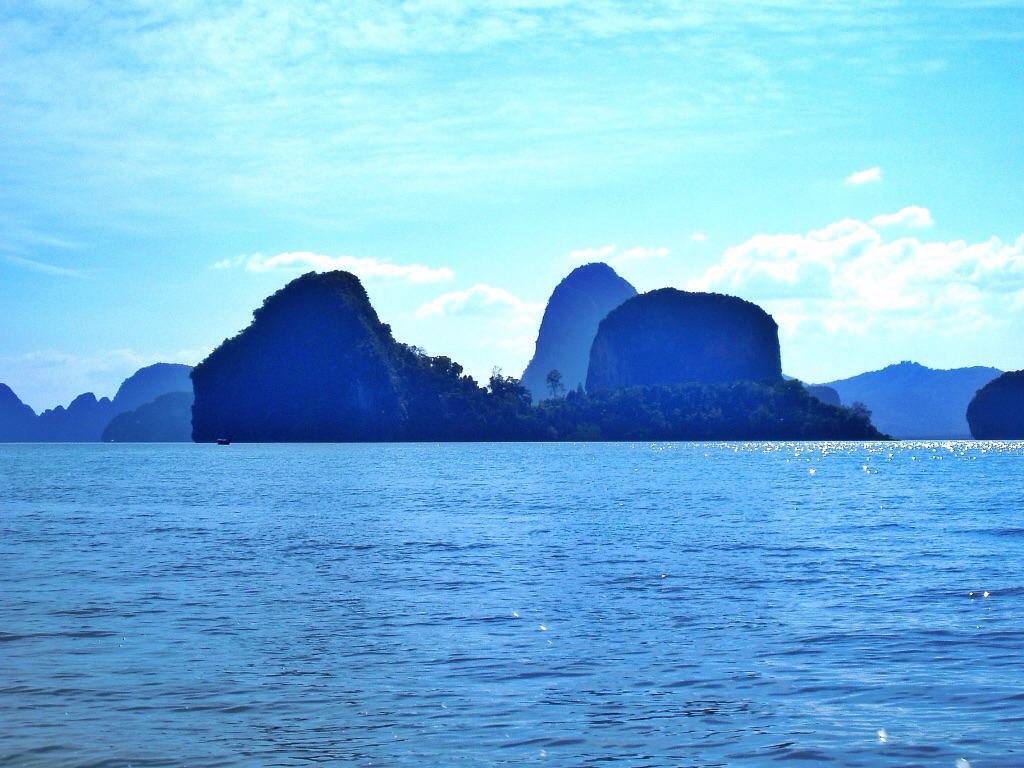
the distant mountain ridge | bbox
[0,363,194,442]
[521,263,636,401]
[820,361,1002,438]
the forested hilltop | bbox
[190,269,885,442]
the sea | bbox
[1,442,1022,767]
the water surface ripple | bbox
[1,442,1022,766]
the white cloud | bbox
[567,244,671,267]
[844,166,882,186]
[213,251,454,284]
[870,205,934,229]
[688,211,1024,339]
[690,232,708,243]
[415,283,543,326]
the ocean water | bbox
[1,442,1022,767]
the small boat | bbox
[216,438,231,445]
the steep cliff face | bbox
[0,384,37,441]
[967,370,1024,439]
[192,271,408,442]
[586,288,782,392]
[112,364,193,413]
[821,361,1002,438]
[521,263,636,401]
[103,391,194,442]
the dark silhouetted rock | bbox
[967,370,1024,439]
[806,384,841,406]
[821,361,1002,438]
[522,263,636,401]
[102,392,194,442]
[586,288,782,392]
[192,271,409,442]
[190,270,529,442]
[189,270,885,443]
[0,384,37,441]
[112,363,193,413]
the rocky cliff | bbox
[967,370,1024,439]
[586,288,782,392]
[521,263,636,401]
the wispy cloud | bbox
[415,284,542,325]
[2,253,82,278]
[870,205,934,229]
[213,251,454,283]
[844,166,882,186]
[6,2,1015,226]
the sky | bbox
[1,0,1022,410]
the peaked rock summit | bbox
[586,288,782,392]
[521,263,636,401]
[967,370,1024,439]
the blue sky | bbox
[1,0,1022,409]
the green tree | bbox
[545,369,565,399]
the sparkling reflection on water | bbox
[1,441,1022,766]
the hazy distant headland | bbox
[821,361,1003,439]
[4,263,1022,443]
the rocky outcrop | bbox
[967,370,1024,439]
[521,263,636,401]
[821,361,1002,439]
[586,288,782,392]
[102,391,194,442]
